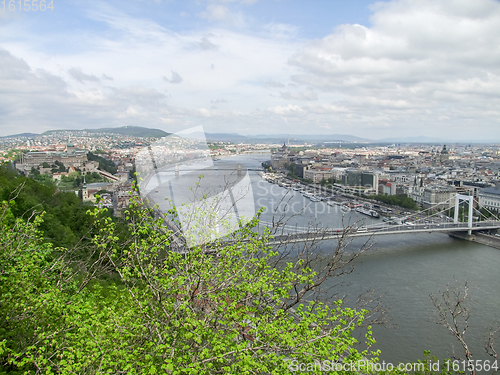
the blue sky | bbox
[1,0,500,140]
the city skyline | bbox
[1,0,500,141]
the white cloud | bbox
[286,0,500,138]
[2,0,500,140]
[262,23,298,39]
[198,4,246,27]
[192,36,219,51]
[279,91,318,101]
[267,104,306,116]
[0,48,174,134]
[163,71,183,84]
[306,103,348,114]
[263,80,285,88]
[208,0,258,4]
[68,67,101,83]
[211,98,228,104]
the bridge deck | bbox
[266,222,500,245]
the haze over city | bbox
[1,0,500,141]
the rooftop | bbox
[482,186,500,195]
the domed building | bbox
[440,145,449,165]
[65,142,76,154]
[270,142,291,169]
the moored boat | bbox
[355,207,380,218]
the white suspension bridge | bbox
[258,194,500,245]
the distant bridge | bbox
[259,193,500,245]
[261,220,500,246]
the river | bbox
[225,152,500,365]
[150,151,500,365]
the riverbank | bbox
[273,173,423,219]
[448,231,500,250]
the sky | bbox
[1,0,500,141]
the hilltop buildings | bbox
[17,143,88,172]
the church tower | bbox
[440,145,449,165]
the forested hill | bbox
[42,126,170,138]
[87,152,118,175]
[0,167,119,248]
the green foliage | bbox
[87,152,117,175]
[84,171,104,184]
[367,194,419,210]
[54,160,66,173]
[29,167,40,176]
[33,173,56,187]
[0,187,380,374]
[479,207,499,220]
[0,167,111,249]
[319,178,333,187]
[1,176,472,374]
[283,162,298,179]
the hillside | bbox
[40,126,170,138]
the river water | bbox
[221,152,500,365]
[150,151,500,366]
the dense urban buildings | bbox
[267,141,500,212]
[1,130,500,216]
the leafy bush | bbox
[367,194,419,210]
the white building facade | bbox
[479,186,500,211]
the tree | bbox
[87,152,117,175]
[29,167,40,176]
[0,182,381,374]
[54,160,66,172]
[261,161,271,172]
[283,162,298,179]
[33,173,55,187]
[367,194,418,211]
[430,281,474,363]
[0,166,116,249]
[430,280,499,375]
[73,175,82,187]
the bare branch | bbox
[430,279,475,367]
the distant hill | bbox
[2,129,479,143]
[204,133,372,143]
[0,132,40,138]
[205,133,252,142]
[85,126,170,137]
[205,133,293,143]
[252,133,373,143]
[42,126,170,138]
[377,136,446,143]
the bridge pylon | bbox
[454,194,474,235]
